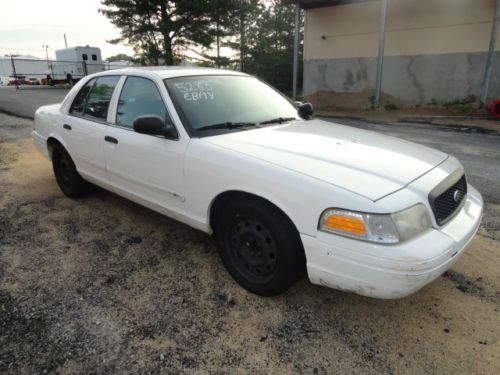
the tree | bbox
[99,1,303,95]
[225,0,262,72]
[209,0,235,67]
[106,53,134,62]
[245,1,303,94]
[192,0,238,68]
[99,0,215,65]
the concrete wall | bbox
[303,0,500,107]
[304,52,500,105]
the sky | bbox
[0,0,135,59]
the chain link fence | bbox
[1,56,132,89]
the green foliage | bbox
[204,0,240,68]
[427,95,477,112]
[369,95,376,109]
[106,53,134,62]
[223,0,262,72]
[443,95,477,113]
[100,0,215,65]
[384,102,399,111]
[244,1,303,94]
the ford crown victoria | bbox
[32,67,483,298]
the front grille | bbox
[429,174,467,225]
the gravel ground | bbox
[0,113,499,374]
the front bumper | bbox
[303,185,483,299]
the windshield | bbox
[164,75,298,135]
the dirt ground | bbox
[0,113,499,374]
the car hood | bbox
[202,119,448,201]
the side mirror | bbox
[133,116,178,139]
[294,101,304,108]
[298,102,314,119]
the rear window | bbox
[69,78,95,115]
[83,76,120,121]
[91,54,97,61]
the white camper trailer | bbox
[45,46,105,84]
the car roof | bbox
[99,66,249,79]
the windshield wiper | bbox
[197,122,258,132]
[259,117,297,125]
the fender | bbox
[46,132,70,158]
[205,185,302,236]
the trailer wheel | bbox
[66,73,73,86]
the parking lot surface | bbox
[0,102,499,373]
[0,87,69,118]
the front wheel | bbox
[215,198,305,296]
[52,144,90,198]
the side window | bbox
[82,54,88,61]
[69,78,95,115]
[116,76,170,128]
[91,54,97,61]
[83,76,120,121]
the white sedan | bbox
[32,67,483,298]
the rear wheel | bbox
[52,144,90,198]
[66,73,73,86]
[215,198,305,296]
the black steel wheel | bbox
[52,144,90,198]
[226,217,278,284]
[216,197,305,296]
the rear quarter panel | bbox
[33,104,67,158]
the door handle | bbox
[63,124,72,130]
[104,136,118,144]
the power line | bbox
[0,23,115,30]
[0,47,48,51]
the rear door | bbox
[103,75,189,214]
[64,75,120,184]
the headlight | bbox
[318,204,431,244]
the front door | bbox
[103,76,188,214]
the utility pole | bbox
[64,34,68,48]
[42,45,54,84]
[480,0,500,108]
[10,54,18,90]
[42,45,49,62]
[292,4,301,100]
[374,0,388,108]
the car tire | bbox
[215,198,305,296]
[52,144,90,198]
